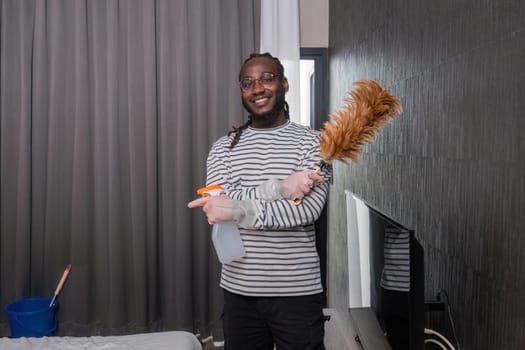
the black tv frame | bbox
[351,195,425,350]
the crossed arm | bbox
[187,169,326,228]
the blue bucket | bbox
[4,297,57,338]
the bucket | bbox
[4,297,57,338]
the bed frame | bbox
[0,330,202,350]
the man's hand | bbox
[280,170,325,201]
[187,195,234,224]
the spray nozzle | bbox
[196,184,224,197]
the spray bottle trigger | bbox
[196,184,224,197]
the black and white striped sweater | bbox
[206,120,332,296]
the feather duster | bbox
[319,79,402,164]
[291,79,402,205]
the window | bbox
[300,48,328,130]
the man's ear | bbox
[282,77,289,92]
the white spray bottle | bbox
[197,184,245,263]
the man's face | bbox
[239,57,289,119]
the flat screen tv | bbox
[346,191,425,350]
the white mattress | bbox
[0,331,201,350]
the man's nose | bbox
[252,78,265,92]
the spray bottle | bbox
[197,184,246,263]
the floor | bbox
[200,337,224,349]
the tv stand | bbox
[324,308,391,350]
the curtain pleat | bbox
[0,0,258,338]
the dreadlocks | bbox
[228,53,290,149]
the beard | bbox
[242,86,286,124]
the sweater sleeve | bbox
[232,180,330,229]
[231,156,332,230]
[206,138,230,188]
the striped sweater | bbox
[206,120,332,296]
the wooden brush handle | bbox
[54,264,72,296]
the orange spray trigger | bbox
[196,184,224,197]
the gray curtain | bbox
[0,0,259,338]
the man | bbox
[188,53,331,350]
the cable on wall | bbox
[438,289,461,350]
[424,338,449,350]
[425,328,456,350]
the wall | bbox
[299,0,329,47]
[327,0,525,349]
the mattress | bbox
[0,331,202,350]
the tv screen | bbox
[346,191,425,350]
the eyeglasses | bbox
[239,72,281,92]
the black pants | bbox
[222,289,326,350]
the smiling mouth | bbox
[252,96,270,106]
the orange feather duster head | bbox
[319,79,402,163]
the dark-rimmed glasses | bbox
[239,72,281,92]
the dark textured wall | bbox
[327,0,525,348]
